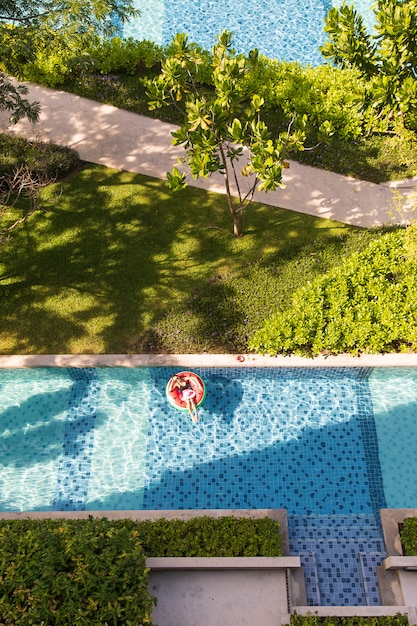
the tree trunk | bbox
[232,210,242,237]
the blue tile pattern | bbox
[52,368,99,511]
[1,365,412,606]
[289,515,385,606]
[120,0,375,67]
[142,367,385,515]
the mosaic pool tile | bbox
[121,0,375,67]
[359,553,384,606]
[142,367,385,515]
[0,368,71,511]
[1,365,414,606]
[370,367,417,509]
[289,515,385,606]
[53,368,99,510]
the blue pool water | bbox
[1,366,417,513]
[1,366,417,606]
[121,0,375,66]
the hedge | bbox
[0,515,281,625]
[400,517,417,556]
[289,614,409,626]
[249,228,417,356]
[0,134,80,180]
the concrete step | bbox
[359,552,385,606]
[288,515,386,606]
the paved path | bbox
[1,81,416,228]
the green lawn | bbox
[0,162,375,354]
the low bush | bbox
[289,614,409,626]
[249,229,417,356]
[0,517,155,625]
[88,37,163,74]
[137,515,282,557]
[0,515,281,625]
[140,229,386,354]
[0,134,80,179]
[400,517,417,556]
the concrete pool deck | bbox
[1,80,417,229]
[0,353,416,368]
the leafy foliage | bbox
[0,515,281,624]
[89,37,163,75]
[0,0,139,86]
[0,72,40,124]
[0,517,155,625]
[146,30,308,236]
[137,516,282,557]
[0,134,80,179]
[321,0,417,132]
[288,614,409,626]
[249,229,417,356]
[400,517,417,556]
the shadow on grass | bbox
[0,163,354,354]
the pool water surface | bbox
[1,366,416,513]
[1,366,416,606]
[121,0,375,66]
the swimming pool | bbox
[1,365,416,606]
[1,366,416,513]
[121,0,375,66]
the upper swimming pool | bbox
[1,365,416,514]
[121,0,375,66]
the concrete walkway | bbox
[1,81,417,228]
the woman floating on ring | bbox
[167,374,203,422]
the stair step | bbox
[290,538,385,553]
[288,515,382,541]
[359,552,385,606]
[298,552,321,606]
[288,514,387,606]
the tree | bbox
[0,72,40,123]
[146,31,307,237]
[321,0,417,130]
[0,0,139,76]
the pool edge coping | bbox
[0,353,416,368]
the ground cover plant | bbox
[0,517,155,625]
[250,228,417,356]
[0,134,80,179]
[0,157,384,354]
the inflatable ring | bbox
[166,371,206,412]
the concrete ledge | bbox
[384,557,417,571]
[147,556,301,570]
[381,509,417,557]
[380,509,417,608]
[0,353,416,368]
[147,555,302,625]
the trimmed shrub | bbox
[249,229,417,356]
[137,515,282,557]
[400,517,417,556]
[0,134,80,179]
[289,614,409,626]
[0,516,281,624]
[89,37,163,74]
[0,517,155,625]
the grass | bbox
[0,161,385,355]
